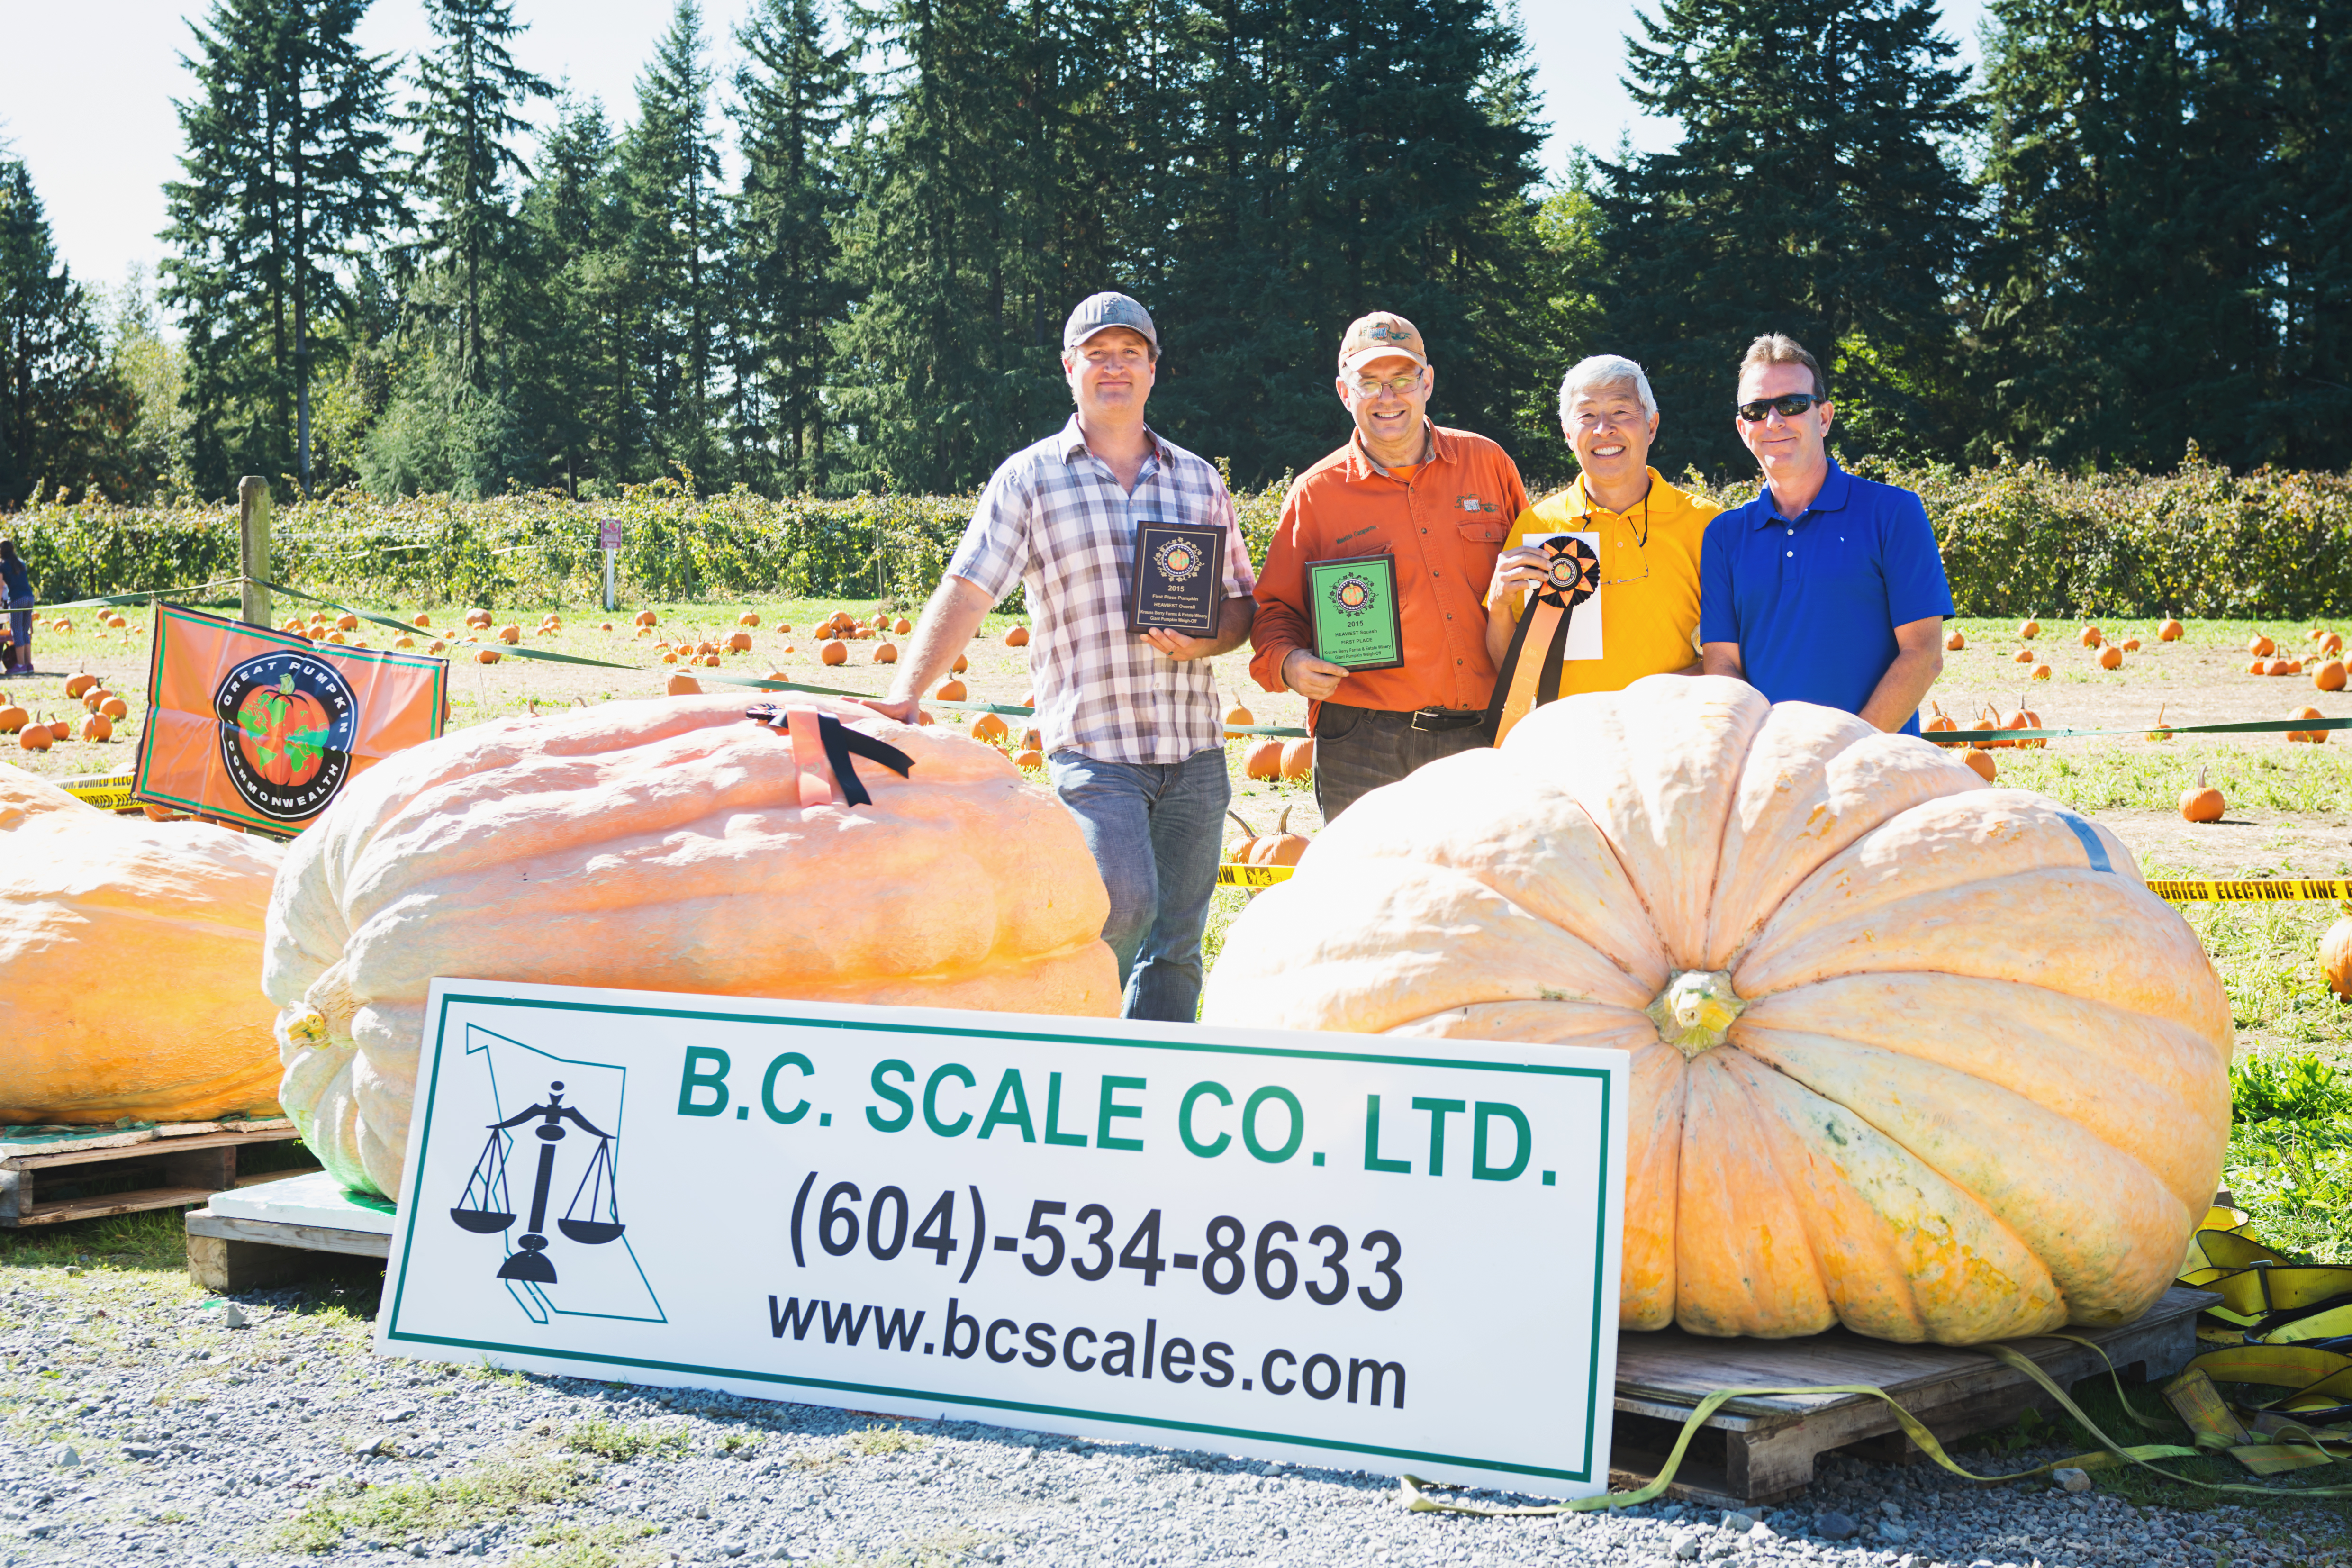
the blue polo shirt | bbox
[1699,458,1954,736]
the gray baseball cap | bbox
[1063,292,1159,353]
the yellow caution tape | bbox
[2150,879,2352,902]
[57,771,138,811]
[1214,863,1295,888]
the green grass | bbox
[255,1454,599,1554]
[561,1417,692,1464]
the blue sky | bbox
[0,0,1988,308]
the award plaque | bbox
[1128,520,1227,636]
[1305,554,1405,671]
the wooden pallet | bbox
[184,1170,393,1291]
[0,1119,308,1227]
[1608,1285,2215,1506]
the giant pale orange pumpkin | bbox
[1202,676,2231,1346]
[1,761,287,1123]
[262,695,1119,1196]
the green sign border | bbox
[387,991,1618,1486]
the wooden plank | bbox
[17,1186,221,1224]
[184,1210,391,1260]
[1606,1287,2215,1504]
[231,1166,319,1188]
[1,1126,301,1172]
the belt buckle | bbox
[1410,708,1451,732]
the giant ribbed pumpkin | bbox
[1,762,287,1123]
[1202,676,2232,1346]
[264,694,1118,1197]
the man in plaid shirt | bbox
[874,293,1257,1022]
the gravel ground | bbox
[0,1267,2345,1568]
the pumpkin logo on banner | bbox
[1151,536,1203,584]
[214,649,360,823]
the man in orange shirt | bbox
[1249,312,1531,821]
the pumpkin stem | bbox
[1226,809,1257,838]
[1275,803,1293,835]
[1646,970,1746,1058]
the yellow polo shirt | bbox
[1502,468,1716,698]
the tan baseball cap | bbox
[1338,311,1428,375]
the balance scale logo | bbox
[446,1025,668,1327]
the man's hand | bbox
[1143,627,1218,661]
[859,695,923,725]
[1281,648,1350,701]
[1487,544,1555,603]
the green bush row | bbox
[7,454,2347,618]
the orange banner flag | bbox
[133,603,448,834]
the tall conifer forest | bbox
[1,0,2347,508]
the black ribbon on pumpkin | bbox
[744,705,914,807]
[1482,534,1599,744]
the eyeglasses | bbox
[1737,393,1822,423]
[1349,372,1424,399]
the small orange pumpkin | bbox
[2247,659,2268,675]
[635,610,659,628]
[666,673,703,696]
[2097,644,2123,670]
[81,687,110,712]
[1225,809,1260,864]
[2323,919,2352,1000]
[972,713,1010,744]
[2316,660,2348,692]
[951,653,970,675]
[413,612,434,628]
[99,697,128,722]
[1013,748,1046,770]
[1280,737,1315,780]
[2180,769,2224,823]
[1962,748,1995,782]
[1923,704,1960,749]
[1224,702,1255,737]
[874,642,899,664]
[821,641,849,666]
[1245,739,1285,780]
[80,714,111,743]
[895,618,913,635]
[1945,630,1965,652]
[2159,618,2184,642]
[738,612,761,628]
[336,613,360,632]
[1021,726,1044,751]
[2325,634,2346,657]
[497,624,522,644]
[0,704,26,733]
[2017,618,2041,639]
[2122,637,2142,653]
[936,679,968,702]
[2268,658,2294,678]
[727,632,754,653]
[1005,625,1030,648]
[2080,626,2102,648]
[17,722,52,752]
[2030,663,2052,680]
[63,673,98,699]
[467,607,495,628]
[1245,803,1312,867]
[2146,704,2173,743]
[2012,647,2034,663]
[2251,634,2276,657]
[476,648,503,665]
[2287,707,2329,744]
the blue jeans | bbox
[1047,746,1230,1024]
[6,597,29,671]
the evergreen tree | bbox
[0,159,129,505]
[516,96,636,493]
[731,0,856,494]
[1971,0,2349,470]
[1151,0,1556,484]
[1594,0,1979,474]
[407,0,552,382]
[620,1,729,485]
[161,0,402,497]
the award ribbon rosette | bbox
[133,603,449,834]
[1304,554,1405,671]
[1126,520,1227,636]
[1483,533,1600,744]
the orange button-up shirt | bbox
[1250,424,1530,726]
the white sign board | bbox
[378,980,1628,1496]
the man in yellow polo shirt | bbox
[1484,354,1716,736]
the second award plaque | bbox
[1305,554,1405,671]
[1128,520,1227,636]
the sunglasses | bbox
[1737,393,1823,423]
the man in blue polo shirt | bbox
[1699,335,1953,735]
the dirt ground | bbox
[8,601,2350,876]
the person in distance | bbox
[1484,354,1718,743]
[869,292,1256,1024]
[1248,311,1530,821]
[1699,334,1954,734]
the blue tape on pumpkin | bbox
[2058,810,2114,873]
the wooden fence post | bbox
[238,476,271,628]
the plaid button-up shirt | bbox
[948,416,1256,764]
